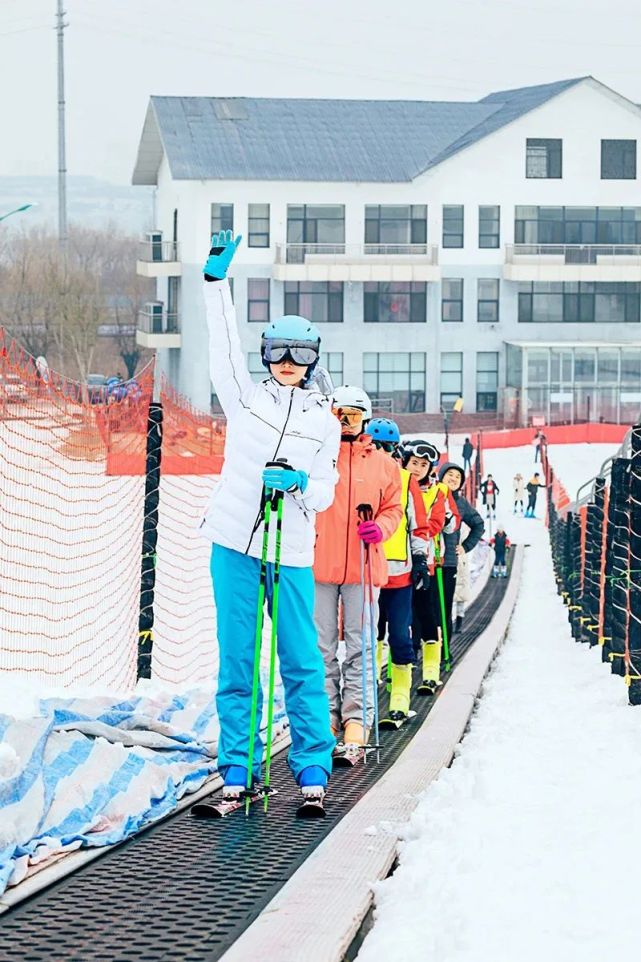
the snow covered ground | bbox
[358,440,638,962]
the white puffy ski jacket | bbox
[199,279,341,567]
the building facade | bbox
[132,77,641,423]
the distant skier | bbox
[513,473,525,514]
[490,528,510,577]
[462,437,474,475]
[532,429,546,463]
[201,230,339,808]
[480,474,499,519]
[526,472,545,518]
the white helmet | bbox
[332,384,372,421]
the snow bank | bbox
[358,449,640,962]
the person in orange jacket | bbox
[398,439,460,694]
[314,386,403,750]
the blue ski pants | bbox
[210,543,334,783]
[378,585,415,665]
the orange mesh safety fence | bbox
[0,328,153,688]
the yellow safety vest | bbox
[383,468,411,562]
[421,480,449,514]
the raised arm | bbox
[202,231,253,418]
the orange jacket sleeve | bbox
[373,459,404,541]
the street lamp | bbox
[0,204,36,223]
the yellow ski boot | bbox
[381,663,412,730]
[417,637,443,696]
[334,719,369,766]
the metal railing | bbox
[506,243,641,264]
[138,240,181,263]
[137,309,181,335]
[276,243,439,265]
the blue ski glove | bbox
[262,466,309,494]
[203,230,242,280]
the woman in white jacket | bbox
[201,232,340,803]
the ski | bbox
[379,710,408,730]
[296,792,326,819]
[416,679,443,697]
[333,743,365,767]
[190,786,277,819]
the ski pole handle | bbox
[356,502,374,523]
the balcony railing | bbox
[138,240,181,263]
[506,243,641,264]
[137,309,181,335]
[276,243,439,265]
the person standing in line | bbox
[462,436,474,475]
[400,440,460,694]
[480,474,500,519]
[313,387,403,751]
[367,419,429,726]
[439,462,485,636]
[526,472,545,518]
[201,231,339,805]
[513,472,525,514]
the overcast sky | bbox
[2,0,641,184]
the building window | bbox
[514,206,641,245]
[526,138,562,178]
[364,282,427,322]
[284,281,343,322]
[441,279,463,322]
[286,205,345,262]
[320,352,343,387]
[601,140,637,180]
[442,205,464,248]
[363,352,426,413]
[476,352,498,412]
[247,352,267,383]
[518,282,641,323]
[247,278,270,322]
[478,278,500,322]
[211,203,233,234]
[364,205,427,249]
[440,352,463,410]
[248,204,270,247]
[479,205,500,248]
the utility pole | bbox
[55,0,68,250]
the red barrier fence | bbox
[481,422,628,450]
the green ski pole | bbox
[245,492,272,815]
[434,539,451,672]
[263,489,284,811]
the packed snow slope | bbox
[359,442,638,962]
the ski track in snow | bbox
[359,442,640,962]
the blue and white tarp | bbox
[0,686,287,894]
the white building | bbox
[132,76,641,424]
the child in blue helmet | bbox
[201,231,339,805]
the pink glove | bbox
[357,520,384,544]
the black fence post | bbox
[609,458,631,676]
[627,424,641,703]
[137,400,163,680]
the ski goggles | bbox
[373,440,399,454]
[332,406,366,426]
[403,441,440,463]
[261,338,320,367]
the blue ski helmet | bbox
[368,418,401,445]
[260,315,322,384]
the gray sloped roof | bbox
[132,78,588,185]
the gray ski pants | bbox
[314,581,379,732]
